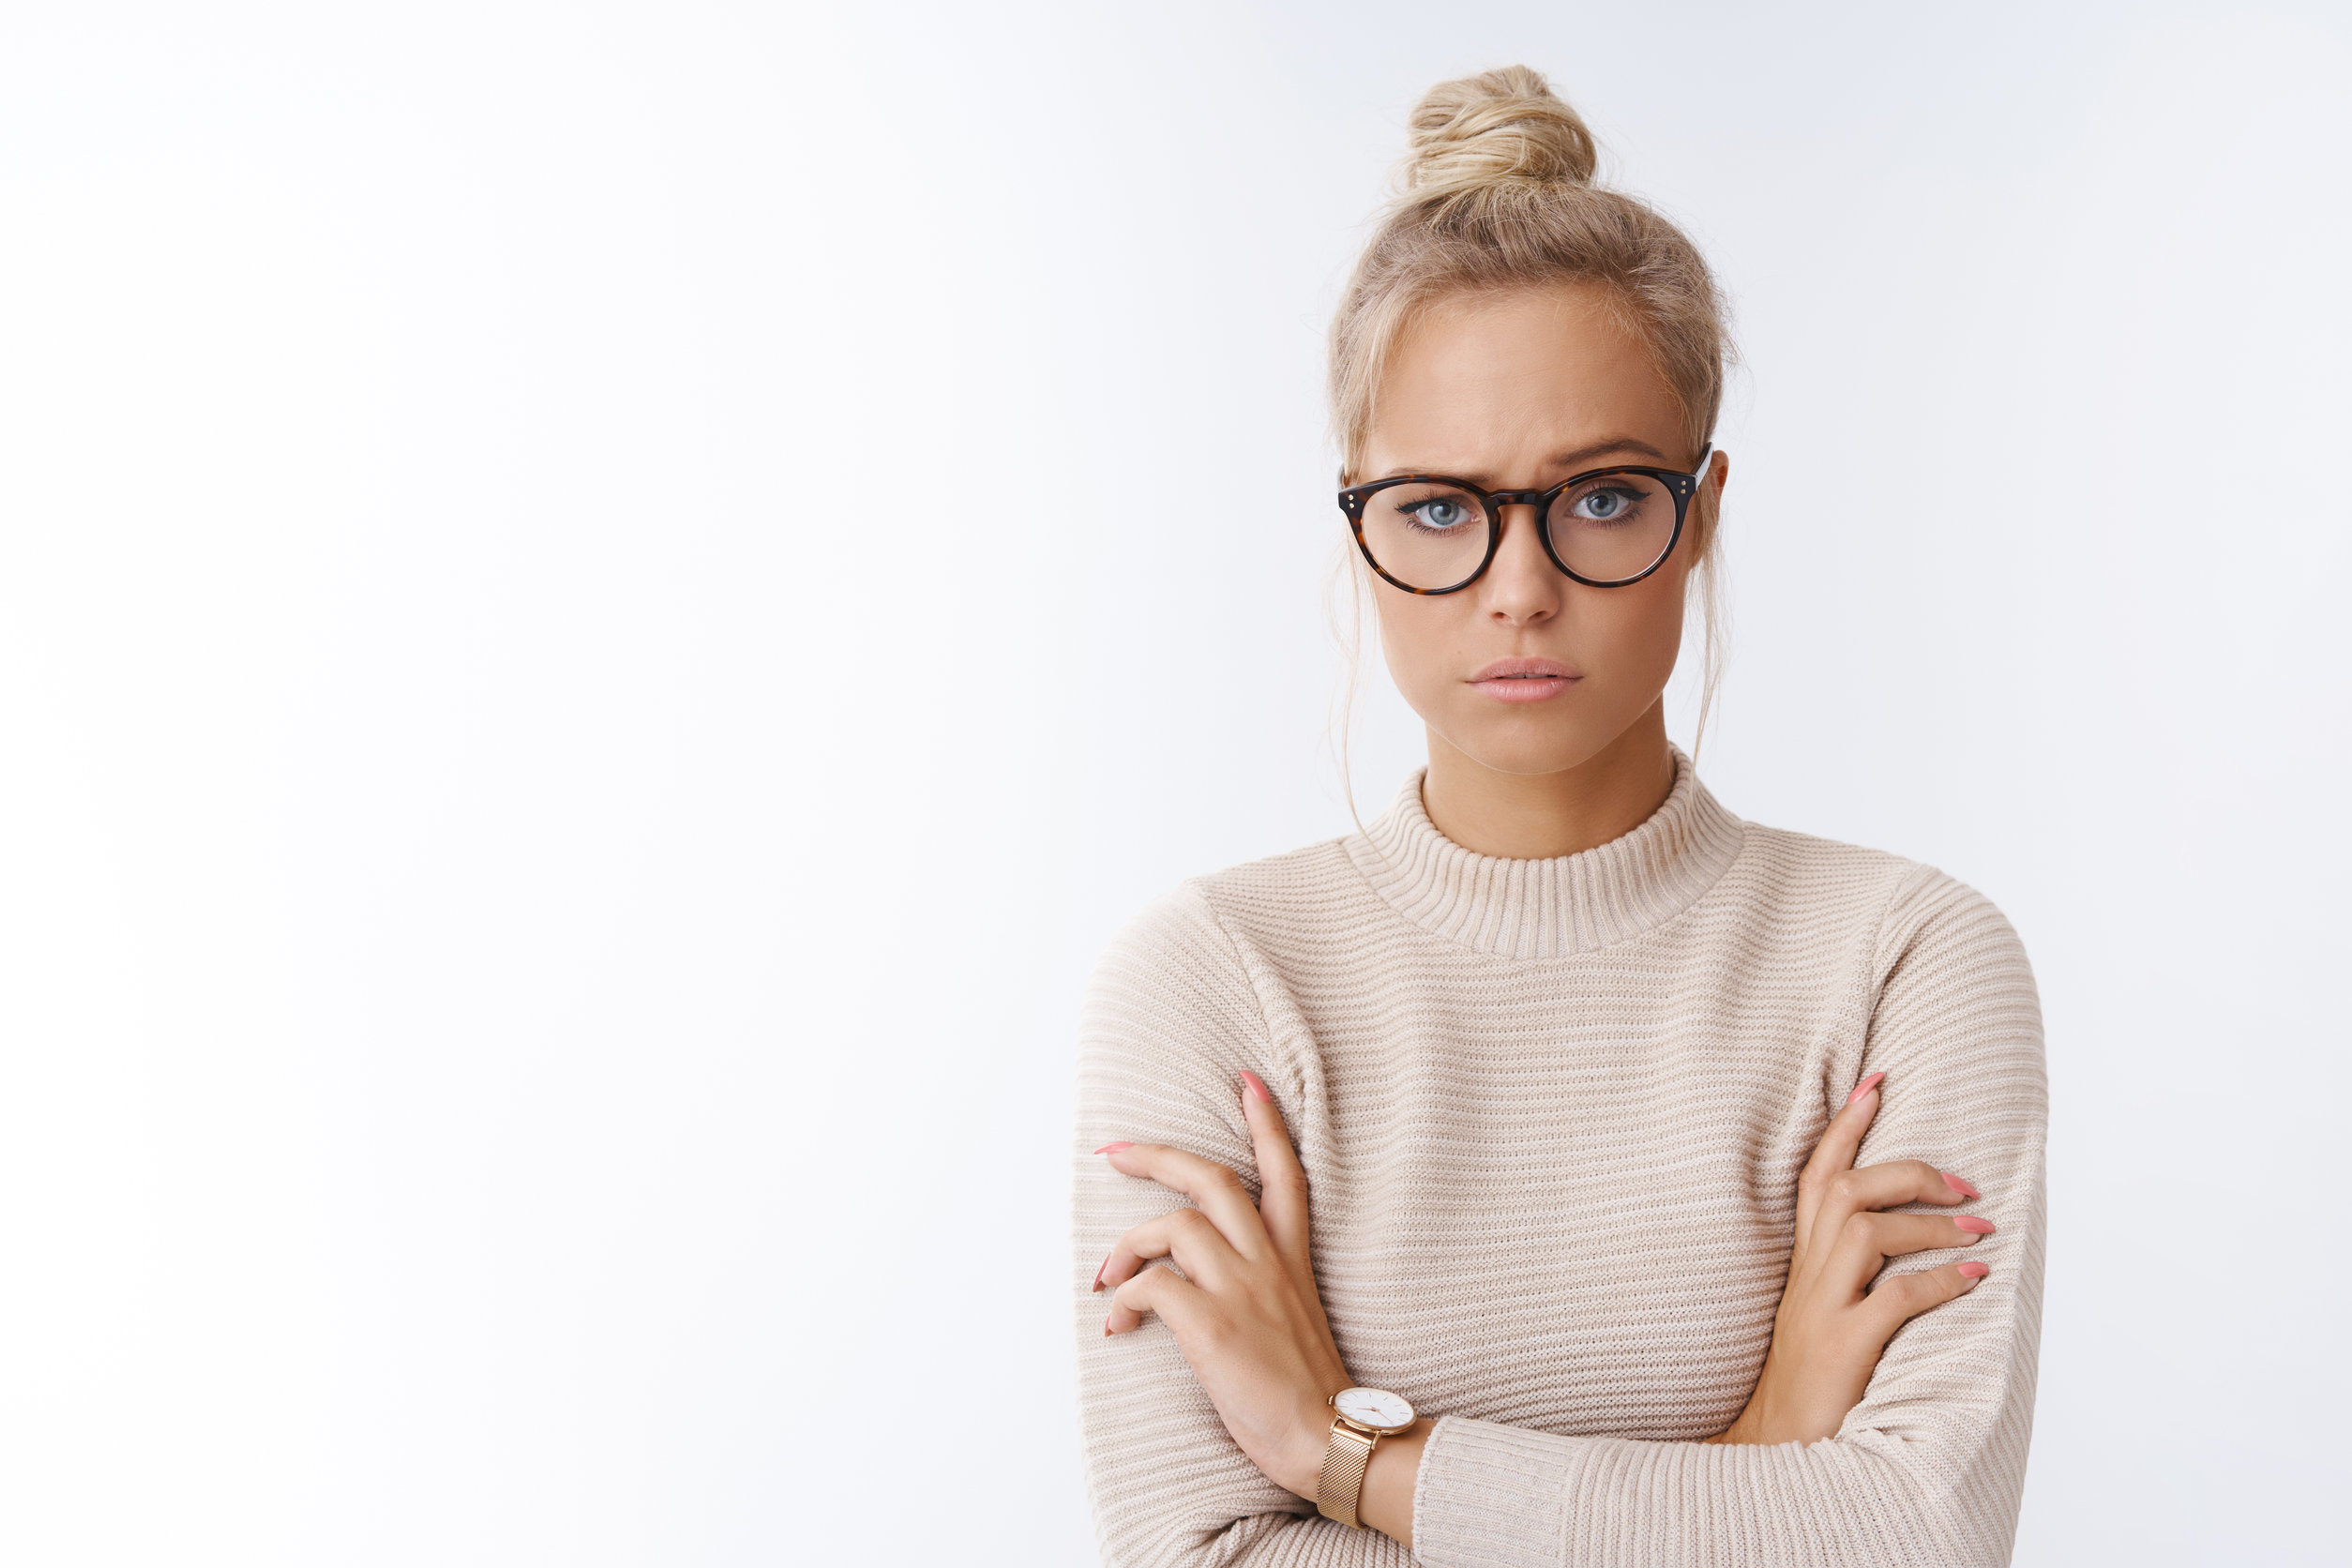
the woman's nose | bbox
[1482,504,1561,625]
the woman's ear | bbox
[1687,450,1728,563]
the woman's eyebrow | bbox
[1551,436,1671,468]
[1372,464,1480,482]
[1369,437,1675,484]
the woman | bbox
[1074,67,2043,1567]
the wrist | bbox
[1282,1391,1338,1499]
[1289,1392,1431,1546]
[1353,1419,1432,1545]
[1704,1410,1755,1445]
[1709,1385,1780,1445]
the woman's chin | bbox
[1422,686,1671,780]
[1434,726,1621,781]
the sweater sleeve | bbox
[1074,887,1412,1568]
[1409,865,2048,1567]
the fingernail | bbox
[1957,1261,1990,1279]
[1846,1072,1885,1106]
[1102,1313,1116,1335]
[1239,1070,1272,1104]
[1093,1141,1133,1155]
[1953,1215,1997,1235]
[1092,1256,1109,1292]
[1942,1171,1981,1199]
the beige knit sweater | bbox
[1072,750,2046,1566]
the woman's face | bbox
[1359,283,1721,780]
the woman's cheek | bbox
[1373,596,1462,727]
[1607,578,1690,690]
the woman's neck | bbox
[1420,705,1678,861]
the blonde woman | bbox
[1074,67,2043,1568]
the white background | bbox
[1,3,2345,1563]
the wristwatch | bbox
[1316,1386,1417,1530]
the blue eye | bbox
[1567,484,1648,524]
[1405,497,1475,531]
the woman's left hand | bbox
[1093,1071,1350,1500]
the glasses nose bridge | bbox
[1481,486,1562,601]
[1485,489,1555,568]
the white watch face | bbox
[1334,1387,1414,1432]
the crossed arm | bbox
[1089,1069,1995,1552]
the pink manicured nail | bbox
[1846,1072,1886,1106]
[1942,1171,1982,1199]
[1240,1070,1273,1104]
[1953,1215,1997,1235]
[1093,1141,1133,1155]
[1102,1313,1116,1335]
[1092,1256,1109,1292]
[1957,1261,1990,1279]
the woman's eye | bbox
[1409,499,1472,529]
[1574,487,1638,521]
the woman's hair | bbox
[1327,66,1736,766]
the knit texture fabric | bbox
[1072,751,2046,1566]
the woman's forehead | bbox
[1369,295,1684,475]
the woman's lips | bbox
[1468,657,1581,703]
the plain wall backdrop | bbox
[2,2,2346,1563]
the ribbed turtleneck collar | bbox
[1344,746,1746,960]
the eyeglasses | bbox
[1336,446,1712,595]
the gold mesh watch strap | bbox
[1316,1419,1379,1530]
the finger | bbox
[1857,1259,1991,1341]
[1093,1207,1241,1295]
[1810,1159,1983,1242]
[1239,1069,1335,1340]
[1239,1071,1310,1268]
[1795,1072,1883,1249]
[1822,1210,1997,1298]
[1098,1142,1269,1256]
[1104,1255,1210,1335]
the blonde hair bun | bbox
[1401,66,1598,204]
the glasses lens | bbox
[1356,482,1489,591]
[1546,473,1679,583]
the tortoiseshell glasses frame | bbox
[1335,445,1713,596]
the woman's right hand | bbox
[1708,1071,1995,1446]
